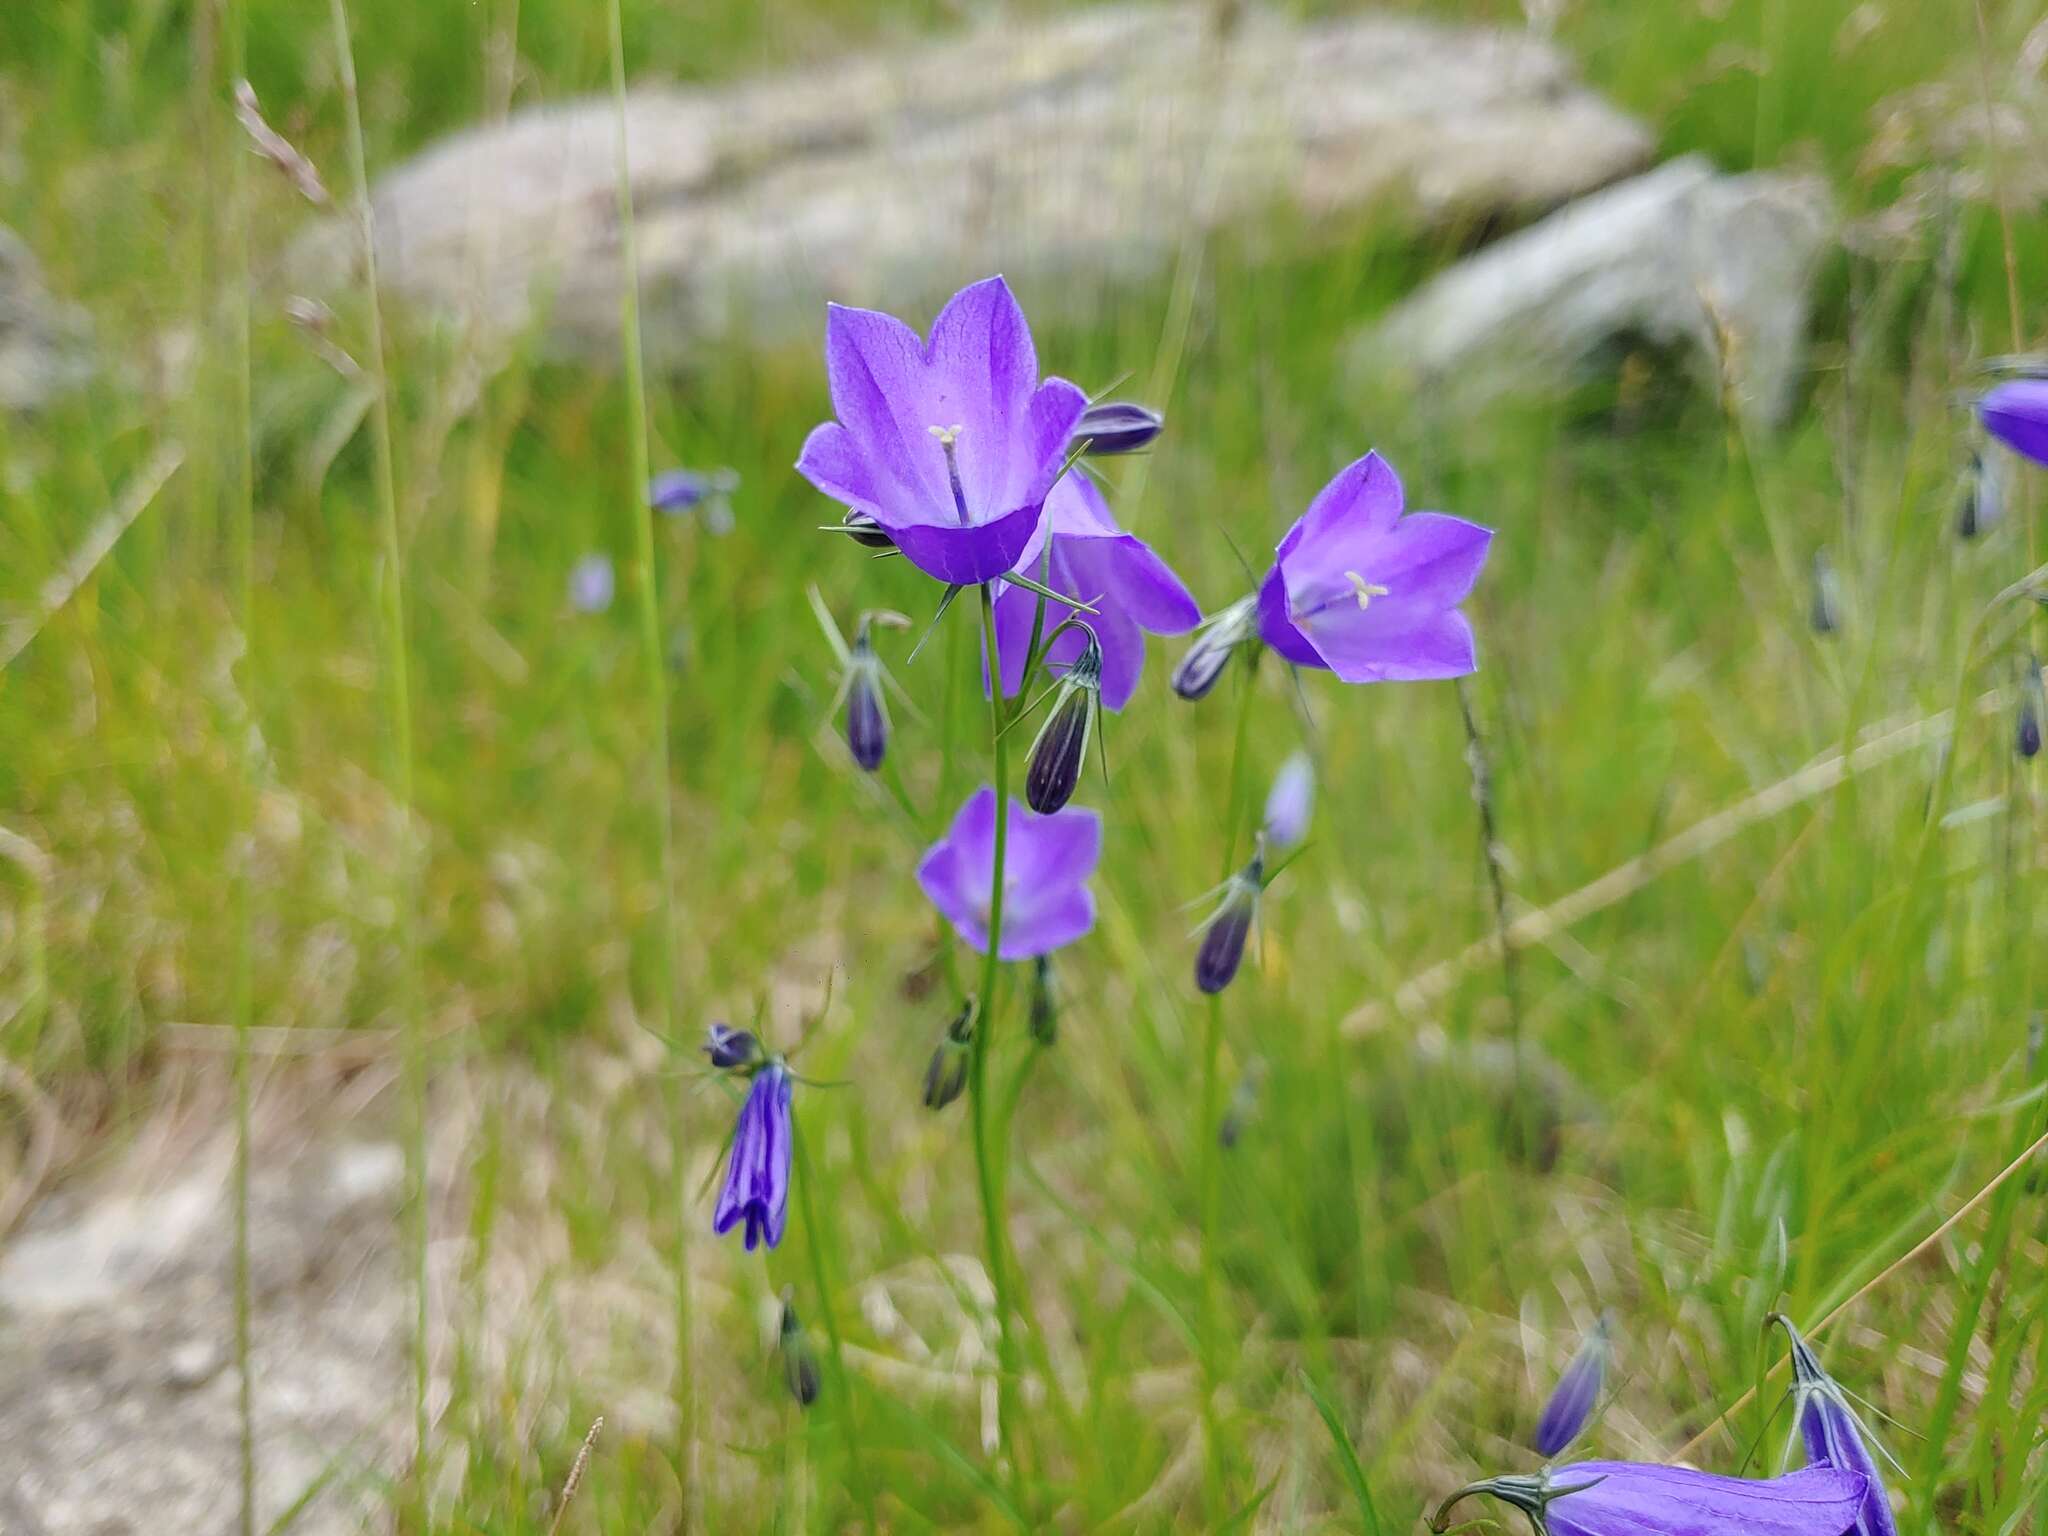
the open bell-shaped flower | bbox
[917,787,1101,960]
[1978,378,2048,466]
[1429,1462,1869,1536]
[1024,629,1102,813]
[712,1062,793,1251]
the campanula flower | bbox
[650,466,739,533]
[778,1290,822,1408]
[1261,751,1315,849]
[1172,594,1260,701]
[1195,844,1265,994]
[994,475,1201,711]
[1978,378,2048,466]
[703,1022,761,1071]
[568,553,615,614]
[1429,1462,1868,1536]
[797,276,1088,585]
[1771,1315,1899,1536]
[1024,630,1102,813]
[1256,452,1492,683]
[712,1063,793,1251]
[1533,1313,1611,1457]
[917,786,1100,960]
[1071,400,1164,456]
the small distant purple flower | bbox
[797,276,1088,586]
[568,553,615,614]
[1979,379,2048,466]
[917,786,1100,960]
[649,466,740,533]
[993,475,1201,711]
[1533,1313,1611,1457]
[713,1063,792,1251]
[1430,1462,1869,1536]
[1256,452,1492,683]
[1261,751,1315,850]
[1772,1316,1899,1536]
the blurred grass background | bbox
[2,0,2048,1530]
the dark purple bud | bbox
[1810,549,1841,636]
[1071,400,1164,456]
[703,1022,762,1071]
[712,1063,793,1251]
[1173,596,1257,701]
[1533,1313,1611,1457]
[2019,653,2043,760]
[1195,849,1264,995]
[1771,1315,1899,1536]
[922,997,976,1110]
[1025,634,1101,813]
[845,624,890,772]
[840,507,896,550]
[1429,1462,1869,1536]
[1028,956,1058,1046]
[778,1291,822,1408]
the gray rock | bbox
[0,226,94,412]
[287,3,1650,364]
[0,1135,406,1536]
[1354,155,1835,427]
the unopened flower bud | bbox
[1195,847,1265,994]
[840,507,896,549]
[844,620,891,772]
[1809,549,1841,636]
[1072,400,1164,456]
[922,997,976,1110]
[1956,449,2005,540]
[1025,633,1101,813]
[703,1022,762,1071]
[2020,653,2044,760]
[1172,596,1258,701]
[778,1290,821,1408]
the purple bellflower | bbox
[1533,1313,1612,1458]
[1261,751,1315,850]
[1256,452,1492,683]
[1979,379,2048,466]
[1770,1315,1900,1536]
[994,474,1202,712]
[713,1062,793,1252]
[1430,1462,1869,1536]
[797,276,1089,585]
[918,786,1100,960]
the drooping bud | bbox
[922,997,976,1110]
[1261,750,1315,849]
[1809,548,1841,636]
[1217,1057,1265,1148]
[1172,595,1258,702]
[1195,845,1265,995]
[1028,955,1058,1046]
[1532,1313,1611,1457]
[778,1289,822,1408]
[703,1022,762,1071]
[1955,449,2005,540]
[1025,632,1102,813]
[2019,652,2043,760]
[840,507,896,549]
[843,618,893,772]
[1071,400,1164,456]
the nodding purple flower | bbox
[1810,548,1841,636]
[1533,1313,1612,1457]
[1429,1462,1869,1536]
[1195,844,1265,994]
[1979,378,2048,466]
[1256,452,1492,683]
[703,1022,762,1071]
[994,475,1201,712]
[1071,400,1164,456]
[1771,1315,1900,1536]
[1172,594,1260,701]
[1024,630,1102,813]
[2019,653,2043,760]
[796,276,1089,585]
[568,552,615,614]
[1028,955,1059,1045]
[778,1290,822,1408]
[1956,449,2006,539]
[922,996,976,1110]
[649,466,740,533]
[712,1063,793,1251]
[1261,751,1315,850]
[917,786,1101,960]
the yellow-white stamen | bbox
[1344,570,1390,609]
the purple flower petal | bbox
[918,786,1100,960]
[713,1065,794,1252]
[927,276,1039,516]
[1533,1316,1610,1458]
[1542,1463,1867,1536]
[1979,379,2048,466]
[892,500,1048,586]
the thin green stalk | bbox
[225,2,257,1529]
[603,4,693,1517]
[1198,659,1257,1513]
[325,0,425,1518]
[971,581,1025,1496]
[793,1124,879,1535]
